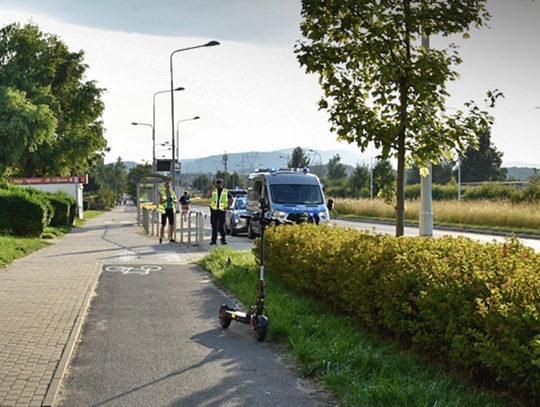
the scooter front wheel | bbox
[253,315,269,342]
[255,324,268,342]
[219,305,232,329]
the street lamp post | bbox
[153,87,184,172]
[170,40,220,202]
[131,121,153,164]
[419,34,433,237]
[176,116,200,164]
[132,88,183,174]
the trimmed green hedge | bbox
[0,189,48,237]
[0,186,77,236]
[259,224,540,398]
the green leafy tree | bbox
[406,158,455,185]
[0,87,56,177]
[296,0,500,235]
[126,163,152,198]
[373,160,397,202]
[288,147,310,168]
[347,163,371,198]
[192,174,213,195]
[326,154,347,181]
[0,22,108,177]
[460,131,507,182]
[109,158,128,197]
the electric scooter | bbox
[218,197,282,342]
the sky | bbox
[0,0,539,167]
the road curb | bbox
[42,264,102,407]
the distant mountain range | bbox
[125,148,370,175]
[123,149,540,181]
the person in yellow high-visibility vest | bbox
[158,182,177,244]
[207,178,233,245]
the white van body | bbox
[246,168,331,238]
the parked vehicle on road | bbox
[225,194,248,236]
[245,167,333,239]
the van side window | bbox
[249,179,263,202]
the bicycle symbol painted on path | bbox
[105,265,162,275]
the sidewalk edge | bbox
[42,263,102,407]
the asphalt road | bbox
[55,264,331,407]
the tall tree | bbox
[0,22,108,177]
[0,87,56,177]
[296,0,500,236]
[460,131,507,182]
[373,160,397,201]
[288,147,311,168]
[347,163,371,198]
[326,154,347,181]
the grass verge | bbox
[0,210,105,269]
[0,234,50,269]
[198,247,530,407]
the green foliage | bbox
[407,159,456,185]
[326,154,347,181]
[0,22,108,177]
[462,183,518,202]
[0,87,56,178]
[126,162,152,198]
[288,146,310,168]
[200,248,524,407]
[261,224,540,398]
[192,174,213,194]
[296,0,499,235]
[0,233,50,268]
[0,188,48,237]
[461,132,507,182]
[347,162,371,197]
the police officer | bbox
[208,178,233,245]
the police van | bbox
[245,167,334,238]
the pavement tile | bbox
[0,204,253,407]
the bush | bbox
[0,189,48,237]
[260,224,540,399]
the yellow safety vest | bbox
[158,190,176,214]
[210,188,228,211]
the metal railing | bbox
[141,207,204,247]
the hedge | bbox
[259,224,540,399]
[0,189,48,237]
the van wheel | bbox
[247,221,257,239]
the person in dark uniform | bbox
[207,179,233,245]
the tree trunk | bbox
[395,130,405,237]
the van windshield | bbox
[270,184,323,205]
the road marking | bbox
[104,265,162,275]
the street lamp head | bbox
[205,41,220,47]
[193,116,200,120]
[131,122,138,126]
[174,87,185,91]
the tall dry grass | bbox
[332,198,540,231]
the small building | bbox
[10,175,87,218]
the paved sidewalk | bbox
[0,205,252,407]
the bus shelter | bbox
[132,173,170,224]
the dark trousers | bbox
[210,209,226,243]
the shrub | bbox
[0,189,48,237]
[259,224,540,398]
